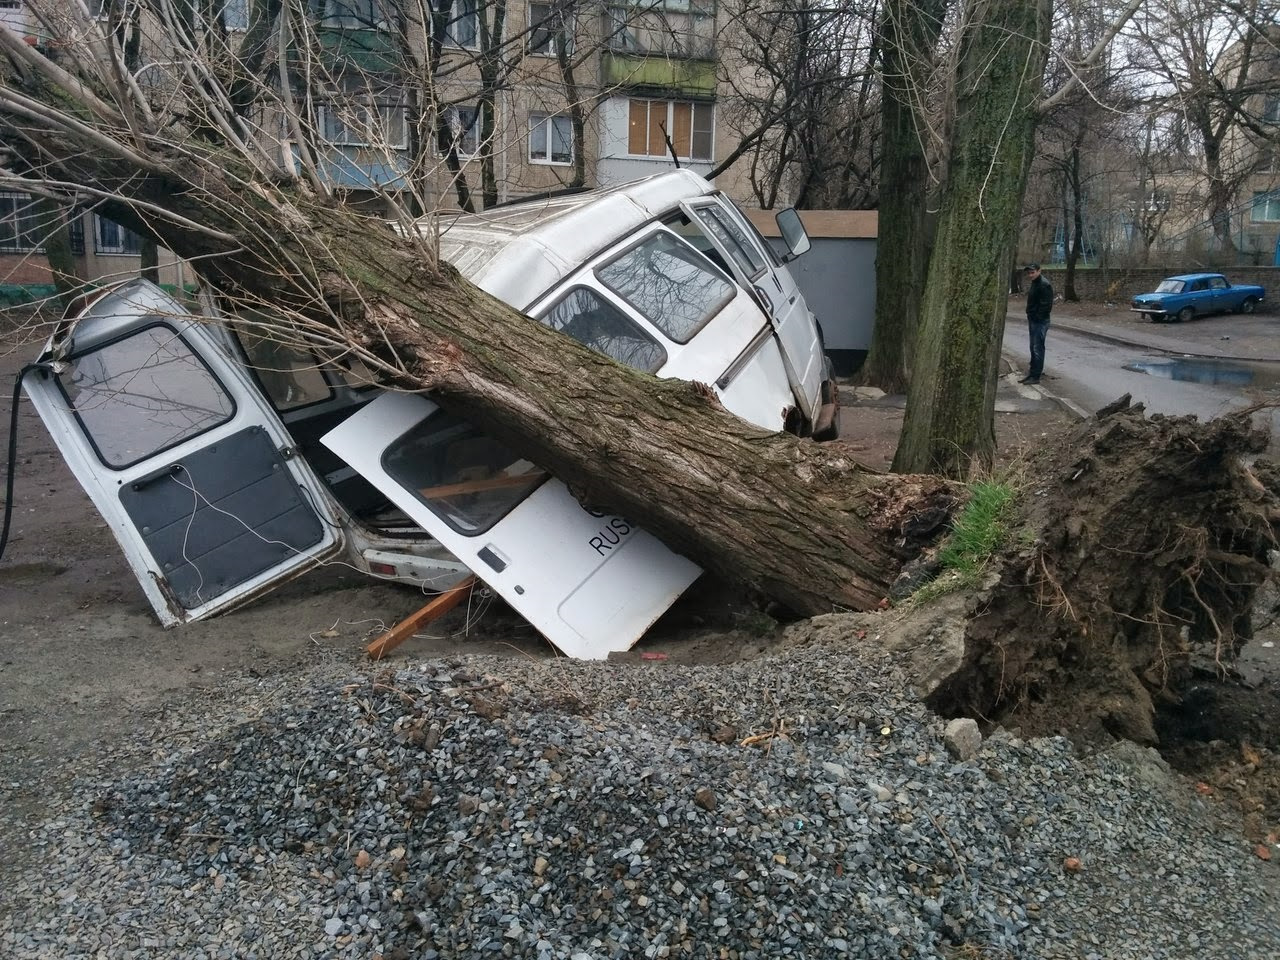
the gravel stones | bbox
[1,640,1277,959]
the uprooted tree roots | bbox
[928,397,1278,747]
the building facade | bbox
[2,0,757,297]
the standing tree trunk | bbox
[554,18,587,189]
[858,0,946,395]
[893,0,1051,477]
[140,237,160,283]
[35,196,78,311]
[1063,142,1083,301]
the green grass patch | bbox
[939,481,1015,575]
[912,480,1016,604]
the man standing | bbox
[1021,263,1053,385]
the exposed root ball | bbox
[930,401,1275,745]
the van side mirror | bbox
[775,208,811,262]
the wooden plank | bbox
[366,575,478,660]
[418,471,545,500]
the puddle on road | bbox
[1122,357,1280,389]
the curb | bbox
[998,364,1089,422]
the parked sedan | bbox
[1130,273,1265,323]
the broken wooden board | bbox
[367,575,478,660]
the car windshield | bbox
[1155,280,1184,293]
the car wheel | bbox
[1240,297,1258,315]
[1176,306,1194,323]
[1144,312,1161,323]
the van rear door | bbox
[321,391,700,659]
[678,198,824,420]
[22,280,344,626]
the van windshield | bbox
[596,231,736,343]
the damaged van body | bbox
[20,171,838,658]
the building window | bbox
[1264,95,1280,124]
[1144,189,1171,213]
[318,101,407,148]
[627,99,713,162]
[87,0,247,26]
[1265,145,1280,174]
[446,0,478,48]
[0,1,22,9]
[606,2,715,58]
[0,193,42,253]
[529,2,573,56]
[442,105,481,157]
[95,215,143,255]
[222,0,249,30]
[1251,191,1280,222]
[316,0,388,29]
[529,112,573,164]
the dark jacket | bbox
[1026,275,1053,324]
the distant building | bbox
[2,0,770,298]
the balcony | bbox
[600,53,717,98]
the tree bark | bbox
[858,0,945,395]
[35,195,78,311]
[1063,143,1082,302]
[892,0,1051,478]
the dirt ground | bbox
[0,314,1082,808]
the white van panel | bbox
[322,392,701,659]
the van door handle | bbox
[131,463,184,492]
[752,284,775,317]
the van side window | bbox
[382,411,549,536]
[236,325,333,410]
[663,213,733,275]
[596,231,735,343]
[723,200,783,267]
[58,323,235,469]
[538,287,667,373]
[691,205,766,279]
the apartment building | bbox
[1,0,742,295]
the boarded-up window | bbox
[627,99,713,161]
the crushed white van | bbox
[18,171,837,658]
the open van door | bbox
[321,391,701,659]
[678,198,824,421]
[22,280,344,626]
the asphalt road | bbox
[1002,316,1280,436]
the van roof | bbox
[431,169,715,311]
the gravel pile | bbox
[2,637,1277,960]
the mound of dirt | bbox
[887,397,1280,833]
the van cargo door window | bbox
[596,232,735,343]
[692,206,766,279]
[236,323,333,410]
[381,411,549,536]
[58,323,235,468]
[538,287,667,372]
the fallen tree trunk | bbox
[0,33,959,615]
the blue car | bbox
[1130,272,1265,323]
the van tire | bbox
[811,357,840,441]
